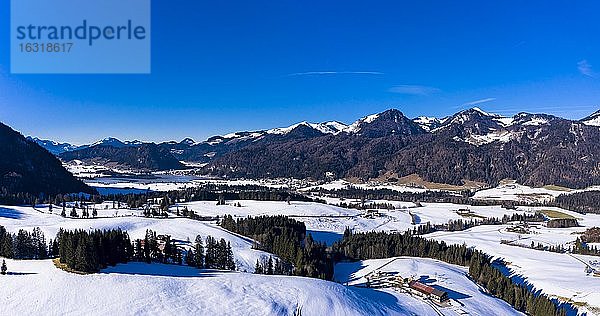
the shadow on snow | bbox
[100,262,224,278]
[0,207,24,219]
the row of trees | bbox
[0,226,48,259]
[572,238,600,256]
[553,191,600,214]
[57,229,132,273]
[254,256,290,275]
[56,228,236,273]
[203,236,236,270]
[334,228,475,266]
[0,190,104,208]
[311,186,473,204]
[99,184,323,210]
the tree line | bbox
[220,215,333,279]
[0,226,48,259]
[56,228,236,273]
[253,255,290,276]
[553,191,600,214]
[57,228,132,272]
[0,225,236,274]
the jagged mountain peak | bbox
[464,107,499,117]
[450,107,501,122]
[434,107,504,132]
[266,120,348,136]
[344,108,425,137]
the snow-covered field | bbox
[2,184,599,315]
[472,181,600,203]
[1,258,413,316]
[335,257,524,316]
[0,202,526,316]
[179,200,526,238]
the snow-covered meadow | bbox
[2,176,600,315]
[1,258,414,316]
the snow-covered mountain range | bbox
[27,107,600,188]
[31,107,600,152]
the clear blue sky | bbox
[1,0,600,144]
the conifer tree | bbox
[194,235,204,268]
[254,259,263,274]
[266,256,273,275]
[226,241,235,270]
[69,206,77,218]
[185,249,195,266]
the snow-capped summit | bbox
[206,120,348,144]
[412,116,441,132]
[266,121,348,135]
[512,112,556,126]
[180,138,196,145]
[433,107,504,133]
[343,113,381,134]
[447,107,501,124]
[581,109,600,126]
[343,109,426,137]
[312,121,348,134]
[469,107,500,117]
[90,137,127,148]
[266,121,312,135]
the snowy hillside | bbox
[427,210,600,315]
[1,259,414,316]
[0,205,269,272]
[581,110,600,126]
[335,257,524,316]
[0,203,523,316]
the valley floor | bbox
[0,203,527,316]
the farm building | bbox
[408,280,448,303]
